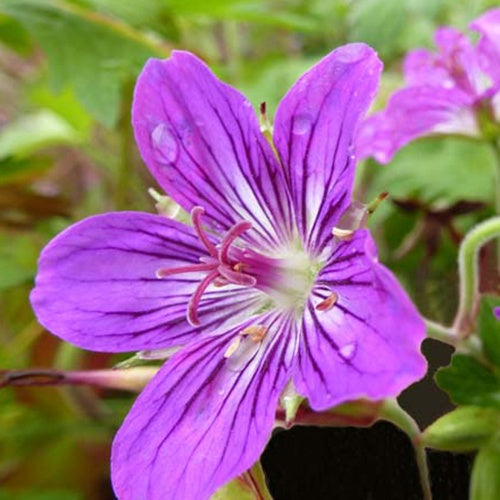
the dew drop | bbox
[151,123,178,165]
[292,114,312,135]
[339,342,357,360]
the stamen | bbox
[187,269,220,326]
[219,221,252,264]
[224,336,241,358]
[332,227,354,240]
[241,324,268,342]
[316,292,339,311]
[191,206,218,257]
[156,262,215,279]
[218,265,257,287]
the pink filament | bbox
[187,269,220,325]
[191,206,218,257]
[219,221,252,264]
[157,208,254,326]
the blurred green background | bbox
[0,0,498,498]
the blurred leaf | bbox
[422,406,499,451]
[28,86,92,137]
[1,0,169,126]
[0,110,80,159]
[0,231,41,289]
[0,157,51,185]
[0,490,82,500]
[349,0,408,59]
[212,479,255,500]
[0,13,32,54]
[370,137,495,205]
[436,354,500,410]
[470,435,500,500]
[167,0,317,31]
[479,296,500,367]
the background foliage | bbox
[0,0,498,498]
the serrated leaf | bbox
[479,296,500,367]
[470,435,500,500]
[369,137,495,206]
[422,407,499,451]
[436,354,500,410]
[1,0,168,126]
[0,110,80,159]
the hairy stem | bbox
[380,399,432,500]
[454,216,500,336]
[424,318,457,346]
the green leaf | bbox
[0,12,32,54]
[436,354,500,410]
[1,0,168,126]
[0,157,51,185]
[479,296,500,366]
[422,407,499,451]
[369,137,495,206]
[471,435,500,500]
[0,110,80,160]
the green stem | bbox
[380,400,432,500]
[490,140,500,217]
[454,216,500,336]
[424,318,457,346]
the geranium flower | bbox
[31,45,426,499]
[357,8,500,164]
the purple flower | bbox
[495,307,500,321]
[357,8,500,164]
[31,45,426,499]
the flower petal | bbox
[293,229,426,410]
[470,8,500,84]
[133,51,293,251]
[356,86,478,164]
[111,312,297,499]
[31,212,265,352]
[273,43,382,254]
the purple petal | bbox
[273,43,382,254]
[111,312,297,499]
[293,230,426,410]
[403,49,451,87]
[494,307,500,321]
[133,51,293,251]
[31,212,265,352]
[356,86,478,164]
[471,9,500,84]
[433,27,485,95]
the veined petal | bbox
[133,51,293,251]
[31,212,265,352]
[404,49,451,87]
[273,43,382,254]
[294,230,426,410]
[471,8,500,84]
[111,312,297,500]
[356,85,478,164]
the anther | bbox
[224,336,241,358]
[316,292,338,312]
[332,227,354,241]
[241,324,268,342]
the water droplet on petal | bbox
[336,43,367,63]
[339,342,357,360]
[292,114,312,135]
[151,123,178,165]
